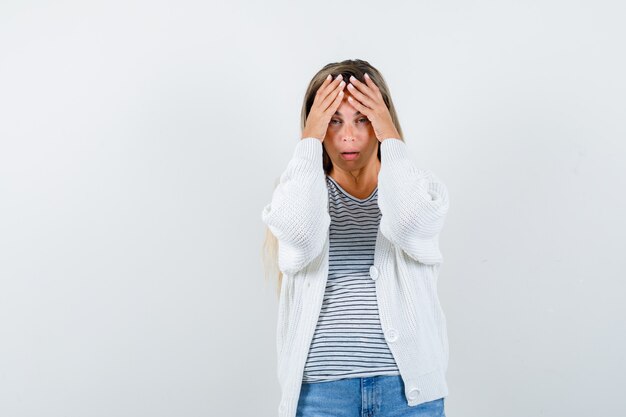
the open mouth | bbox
[340,152,360,160]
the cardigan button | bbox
[369,265,379,281]
[407,387,421,400]
[385,327,398,342]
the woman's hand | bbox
[301,74,346,142]
[345,73,401,142]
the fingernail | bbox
[326,74,331,80]
[365,73,370,78]
[335,74,342,81]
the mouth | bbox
[340,151,360,160]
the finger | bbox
[348,75,379,103]
[321,82,344,113]
[363,73,383,99]
[347,95,371,117]
[315,74,333,98]
[327,88,345,115]
[347,81,377,109]
[320,80,345,112]
[317,75,344,105]
[311,77,339,113]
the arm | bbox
[261,138,331,276]
[378,138,450,265]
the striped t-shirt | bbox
[301,175,400,383]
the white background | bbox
[1,1,624,416]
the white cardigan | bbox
[261,137,450,417]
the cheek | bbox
[322,141,338,155]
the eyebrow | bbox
[333,110,363,117]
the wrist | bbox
[378,133,401,142]
[301,132,324,142]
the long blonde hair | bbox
[261,59,405,297]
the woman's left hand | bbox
[346,73,401,142]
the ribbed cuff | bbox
[380,138,408,162]
[295,137,323,160]
[285,137,323,178]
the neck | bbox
[329,156,381,194]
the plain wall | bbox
[1,0,624,416]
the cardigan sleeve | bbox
[377,138,450,265]
[261,138,331,276]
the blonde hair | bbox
[262,59,405,297]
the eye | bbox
[358,117,369,123]
[330,119,341,124]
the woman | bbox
[261,59,450,417]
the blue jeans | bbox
[296,374,446,417]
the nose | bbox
[341,124,355,142]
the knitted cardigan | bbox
[261,137,450,417]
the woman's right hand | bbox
[301,74,346,142]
